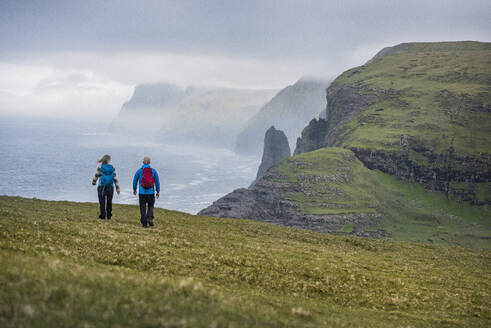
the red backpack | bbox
[141,167,155,189]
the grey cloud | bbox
[1,0,490,60]
[1,0,490,119]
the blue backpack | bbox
[100,164,115,189]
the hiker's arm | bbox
[92,166,102,185]
[132,170,139,194]
[113,169,120,194]
[154,170,160,195]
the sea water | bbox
[0,119,259,214]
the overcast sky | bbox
[0,0,490,120]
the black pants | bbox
[97,185,113,219]
[139,194,155,226]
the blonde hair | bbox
[143,156,151,165]
[98,154,111,164]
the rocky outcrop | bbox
[351,145,491,204]
[293,118,328,155]
[199,148,387,236]
[254,126,291,183]
[235,79,329,154]
[294,84,381,154]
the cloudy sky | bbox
[0,0,490,120]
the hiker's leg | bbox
[147,194,155,225]
[148,194,155,217]
[97,186,105,219]
[106,187,114,219]
[144,195,151,219]
[139,194,147,226]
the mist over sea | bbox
[0,119,259,214]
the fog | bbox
[110,84,278,148]
[0,0,490,120]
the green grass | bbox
[272,148,491,248]
[0,196,490,327]
[337,223,356,234]
[334,42,491,157]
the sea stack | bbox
[255,126,291,182]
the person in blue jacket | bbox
[92,154,120,220]
[133,156,160,227]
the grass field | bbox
[0,196,490,327]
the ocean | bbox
[0,118,259,214]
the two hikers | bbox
[92,154,120,220]
[92,155,160,227]
[133,156,160,227]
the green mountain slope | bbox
[0,196,490,327]
[273,148,490,246]
[200,148,491,247]
[295,42,491,203]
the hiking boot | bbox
[142,224,148,228]
[99,216,105,220]
[148,220,154,227]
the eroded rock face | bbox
[294,118,328,155]
[350,146,491,204]
[199,148,388,237]
[255,126,291,182]
[198,171,385,235]
[294,84,380,155]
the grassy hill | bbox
[272,147,491,248]
[337,42,491,155]
[295,42,491,203]
[0,196,490,327]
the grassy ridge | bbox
[300,42,491,204]
[336,41,491,156]
[0,196,490,327]
[272,148,491,248]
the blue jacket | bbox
[92,163,120,192]
[133,165,160,194]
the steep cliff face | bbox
[294,41,491,203]
[200,148,384,235]
[293,118,328,155]
[109,83,186,133]
[254,126,290,183]
[110,84,277,148]
[235,79,329,154]
[199,148,490,245]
